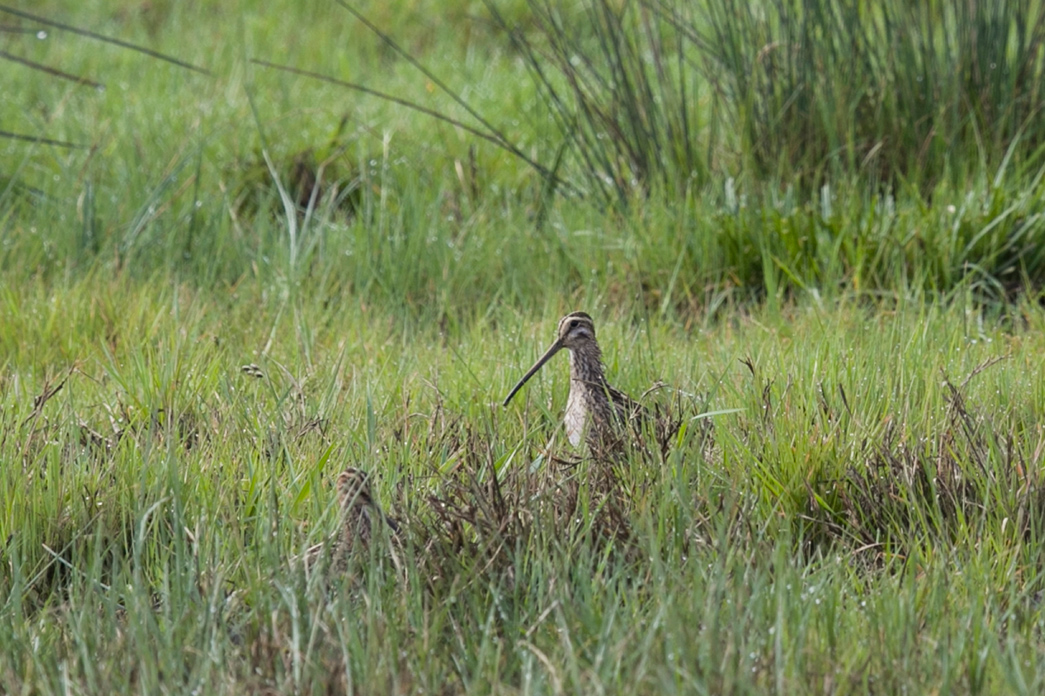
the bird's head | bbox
[502,311,598,407]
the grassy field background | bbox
[5,1,1045,693]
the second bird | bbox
[503,312,647,457]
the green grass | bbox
[6,0,1045,693]
[5,276,1045,693]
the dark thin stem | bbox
[0,129,83,149]
[334,4,507,152]
[0,4,210,75]
[0,24,43,34]
[250,58,579,197]
[0,50,103,89]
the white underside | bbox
[564,387,586,447]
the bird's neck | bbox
[568,344,606,387]
[342,495,370,516]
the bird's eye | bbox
[568,320,578,329]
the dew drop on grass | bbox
[37,31,47,39]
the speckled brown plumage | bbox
[302,467,401,576]
[334,468,377,554]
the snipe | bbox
[334,468,399,556]
[503,312,647,456]
[303,467,401,575]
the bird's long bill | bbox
[502,340,564,406]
